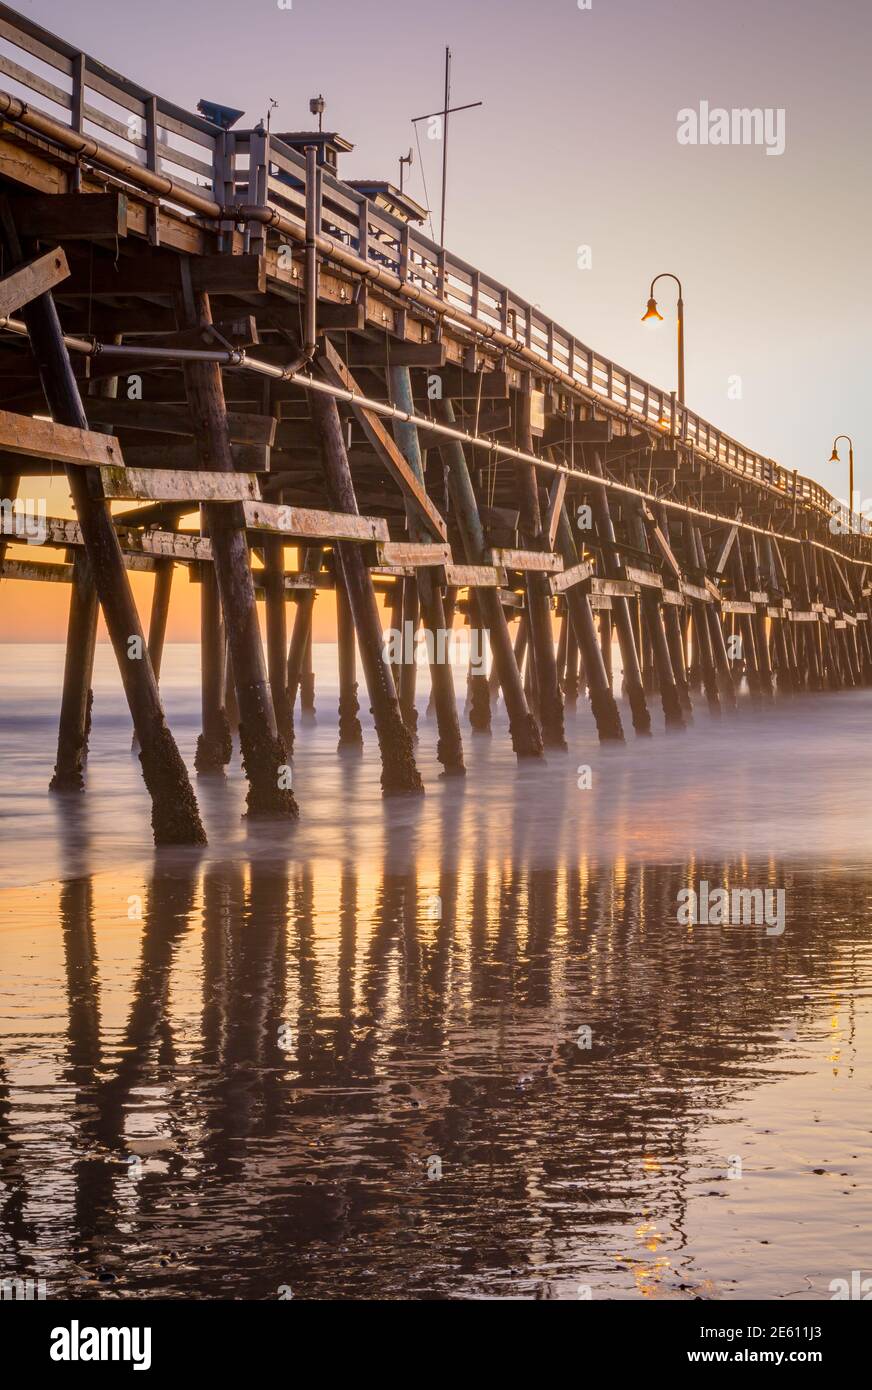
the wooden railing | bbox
[0,2,860,539]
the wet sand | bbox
[1,644,870,1299]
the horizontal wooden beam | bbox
[0,550,158,578]
[99,467,260,503]
[624,564,663,590]
[549,560,592,594]
[377,541,452,568]
[318,302,366,332]
[349,341,446,369]
[0,556,73,583]
[193,569,324,592]
[83,399,276,446]
[136,315,260,351]
[486,547,563,573]
[453,401,513,435]
[60,253,266,300]
[587,576,637,598]
[241,499,388,543]
[370,564,414,578]
[9,193,128,241]
[0,511,208,564]
[436,367,509,401]
[544,417,612,447]
[681,580,712,603]
[114,526,210,563]
[602,432,657,460]
[0,407,122,467]
[119,442,271,473]
[441,562,506,588]
[0,247,69,318]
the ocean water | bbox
[0,643,871,1300]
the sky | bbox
[1,0,870,639]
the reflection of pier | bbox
[1,3,871,847]
[0,844,862,1299]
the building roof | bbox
[275,131,354,154]
[346,180,428,225]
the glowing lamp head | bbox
[642,297,663,323]
[829,447,840,463]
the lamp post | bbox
[829,435,855,533]
[642,273,685,404]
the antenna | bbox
[411,50,482,245]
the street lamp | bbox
[642,273,685,404]
[829,434,855,533]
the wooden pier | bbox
[0,2,869,843]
